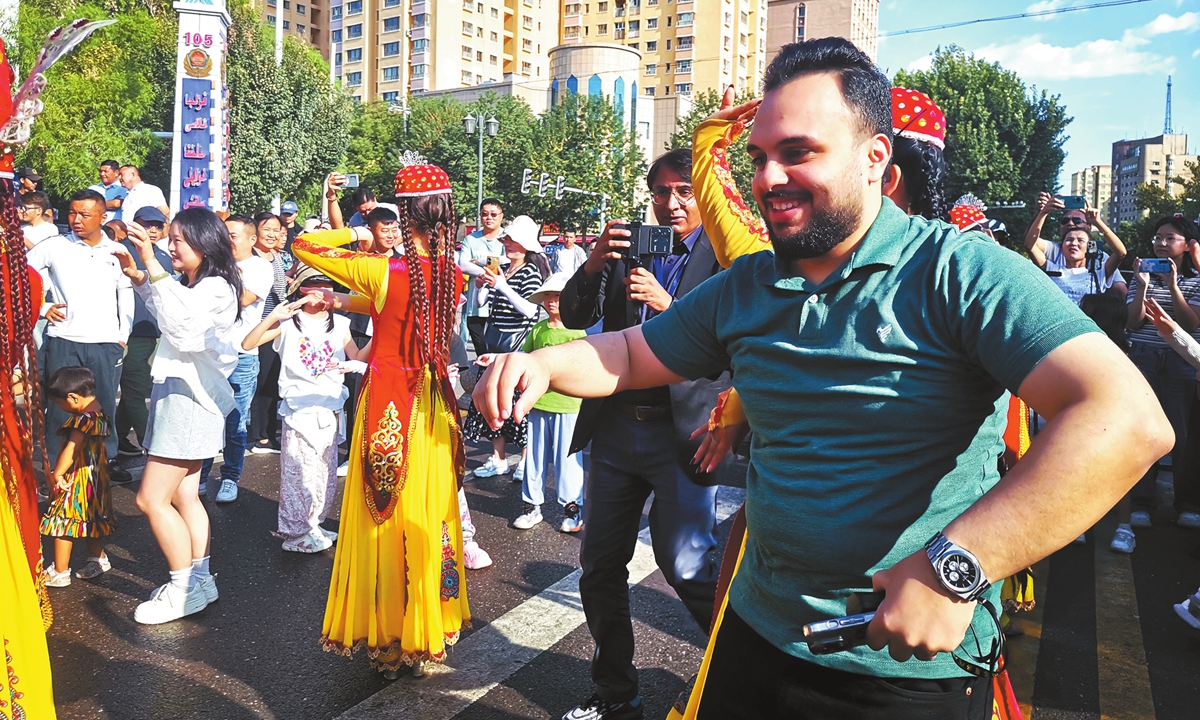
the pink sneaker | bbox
[463,540,492,570]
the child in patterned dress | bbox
[41,366,115,586]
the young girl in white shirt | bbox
[242,267,367,553]
[113,208,243,625]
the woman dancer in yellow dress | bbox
[292,158,469,679]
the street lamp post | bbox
[463,111,499,227]
[387,102,411,135]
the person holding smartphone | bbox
[1023,191,1128,304]
[1125,216,1200,533]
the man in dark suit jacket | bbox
[558,148,741,720]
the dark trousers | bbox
[1129,343,1198,509]
[467,316,488,357]
[249,342,281,444]
[696,607,993,720]
[342,331,372,448]
[44,336,123,462]
[581,404,718,703]
[115,335,157,446]
[1173,392,1200,514]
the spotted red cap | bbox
[892,87,946,150]
[949,204,987,232]
[394,163,452,198]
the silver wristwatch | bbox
[925,532,991,603]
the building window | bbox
[477,50,483,60]
[462,44,473,58]
[346,71,362,86]
[523,15,533,29]
[598,23,608,34]
[491,7,499,18]
[296,23,305,34]
[335,51,342,65]
[523,38,533,51]
[644,86,655,96]
[462,69,474,83]
[796,4,806,41]
[346,0,361,14]
[331,28,341,41]
[522,61,532,74]
[676,59,691,74]
[478,2,483,10]
[346,23,362,38]
[490,30,499,41]
[330,1,339,16]
[386,41,403,55]
[384,16,401,32]
[268,0,276,6]
[282,20,290,29]
[647,17,657,28]
[463,21,475,35]
[347,47,362,61]
[463,0,474,9]
[268,14,277,24]
[412,13,429,27]
[283,0,289,8]
[677,35,692,49]
[565,26,581,39]
[599,1,608,10]
[566,3,581,15]
[384,0,400,5]
[628,42,638,49]
[645,63,655,75]
[665,62,670,73]
[383,91,400,103]
[490,54,498,65]
[383,66,400,81]
[675,83,692,95]
[724,11,731,25]
[297,3,305,14]
[646,40,656,51]
[741,10,748,24]
[722,35,730,50]
[412,64,427,78]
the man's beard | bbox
[767,199,863,262]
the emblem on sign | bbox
[184,48,212,78]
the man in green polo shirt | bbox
[474,38,1171,720]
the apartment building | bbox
[559,0,768,102]
[1109,134,1197,227]
[1069,165,1111,216]
[257,0,331,61]
[765,0,878,63]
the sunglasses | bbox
[1060,216,1088,226]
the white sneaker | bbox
[463,540,492,570]
[76,555,111,580]
[337,461,349,478]
[1110,527,1136,554]
[513,459,525,483]
[1177,511,1200,529]
[513,503,543,529]
[318,526,339,543]
[1174,591,1200,630]
[282,530,333,554]
[134,582,208,625]
[197,574,219,604]
[1130,511,1152,528]
[44,563,71,588]
[560,502,584,533]
[473,456,509,478]
[215,479,238,503]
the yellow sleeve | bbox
[342,293,373,315]
[711,387,748,430]
[692,118,772,269]
[292,229,388,309]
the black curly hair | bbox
[889,135,948,221]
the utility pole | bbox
[1164,75,1173,135]
[464,111,498,227]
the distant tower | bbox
[1164,75,1173,135]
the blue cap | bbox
[133,206,167,225]
[281,201,299,215]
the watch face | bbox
[938,552,979,592]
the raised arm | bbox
[1022,192,1059,268]
[692,87,771,269]
[325,174,346,229]
[1087,206,1127,281]
[291,227,387,302]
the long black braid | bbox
[396,193,459,370]
[891,135,949,221]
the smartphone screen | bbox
[344,174,360,188]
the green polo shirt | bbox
[641,199,1098,679]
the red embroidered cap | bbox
[892,87,946,150]
[394,152,452,198]
[949,204,987,232]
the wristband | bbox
[149,271,170,284]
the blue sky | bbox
[876,0,1200,189]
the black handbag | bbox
[481,322,531,354]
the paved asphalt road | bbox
[40,445,1200,719]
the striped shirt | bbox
[261,251,288,319]
[1127,273,1200,347]
[489,263,542,334]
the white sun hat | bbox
[529,272,572,306]
[501,215,543,253]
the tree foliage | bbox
[342,91,646,234]
[1119,160,1200,262]
[895,46,1071,230]
[669,87,758,217]
[15,0,176,204]
[227,0,352,215]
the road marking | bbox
[1094,528,1155,720]
[335,486,744,720]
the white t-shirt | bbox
[21,222,59,246]
[26,233,134,345]
[273,313,354,417]
[121,181,167,225]
[230,255,275,355]
[1043,242,1123,306]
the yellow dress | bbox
[293,229,469,670]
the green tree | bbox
[669,87,758,217]
[1119,160,1200,262]
[15,0,177,204]
[227,0,352,215]
[895,46,1072,230]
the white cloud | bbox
[1193,48,1200,58]
[1026,0,1076,21]
[905,54,934,73]
[974,13,1199,80]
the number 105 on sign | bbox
[182,33,213,48]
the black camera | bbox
[615,222,673,268]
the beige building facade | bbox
[1109,134,1197,227]
[1069,165,1111,216]
[765,0,878,64]
[257,0,332,61]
